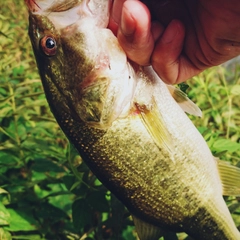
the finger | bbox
[108,0,126,36]
[152,19,202,84]
[118,1,164,66]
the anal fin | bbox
[217,159,240,196]
[132,216,164,240]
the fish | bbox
[24,0,240,239]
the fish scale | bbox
[60,85,233,237]
[58,96,239,239]
[25,0,240,239]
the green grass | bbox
[0,1,240,239]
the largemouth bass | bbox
[25,0,240,239]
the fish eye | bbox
[40,36,57,56]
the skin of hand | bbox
[108,0,240,84]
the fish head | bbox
[26,10,74,122]
[26,0,111,81]
[25,0,136,128]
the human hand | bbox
[108,0,240,84]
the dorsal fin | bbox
[217,159,240,196]
[167,85,202,117]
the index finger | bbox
[108,0,126,36]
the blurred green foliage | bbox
[0,1,135,239]
[0,1,240,240]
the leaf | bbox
[72,199,93,230]
[0,31,9,38]
[163,232,179,240]
[35,202,68,221]
[49,191,74,216]
[31,170,48,182]
[0,95,12,104]
[7,233,42,240]
[47,183,73,214]
[230,85,240,96]
[228,202,240,213]
[122,225,136,240]
[0,228,11,240]
[0,151,19,165]
[0,188,10,205]
[63,175,76,191]
[0,202,10,226]
[6,208,38,231]
[33,184,53,199]
[31,158,65,173]
[12,65,25,77]
[87,191,109,213]
[212,139,240,153]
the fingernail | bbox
[162,20,179,43]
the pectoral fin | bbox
[217,159,240,196]
[132,216,164,240]
[167,85,202,117]
[136,98,173,155]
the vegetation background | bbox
[0,1,240,239]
